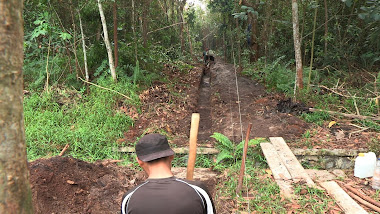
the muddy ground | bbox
[29,59,378,213]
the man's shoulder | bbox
[121,181,149,199]
[174,178,208,191]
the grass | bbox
[213,155,338,213]
[24,77,140,162]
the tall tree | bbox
[240,0,259,62]
[78,10,89,82]
[113,0,118,68]
[98,0,117,81]
[142,0,152,48]
[132,0,138,62]
[0,0,34,213]
[323,0,328,55]
[178,0,186,54]
[291,0,303,91]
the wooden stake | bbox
[236,123,253,195]
[59,144,70,156]
[186,113,200,180]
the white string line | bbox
[231,48,250,213]
[231,49,243,143]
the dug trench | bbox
[28,59,376,213]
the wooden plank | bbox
[269,137,315,187]
[117,147,219,155]
[260,143,292,181]
[276,180,295,199]
[320,181,367,214]
[260,143,294,199]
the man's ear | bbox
[136,156,144,166]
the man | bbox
[121,133,215,214]
[207,49,215,63]
[203,48,209,65]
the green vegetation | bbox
[18,0,380,212]
[211,133,265,168]
[206,133,338,213]
[24,77,139,161]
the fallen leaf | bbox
[335,130,345,140]
[265,169,273,175]
[299,188,308,195]
[67,180,75,185]
[328,121,337,128]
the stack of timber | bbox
[260,137,367,214]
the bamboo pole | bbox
[346,190,380,213]
[344,185,380,208]
[186,113,200,180]
[78,10,89,82]
[236,123,253,195]
[44,38,51,92]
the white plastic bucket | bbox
[354,152,377,178]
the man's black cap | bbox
[135,133,175,162]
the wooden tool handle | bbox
[186,113,200,180]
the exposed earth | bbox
[29,59,379,213]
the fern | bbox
[236,138,266,156]
[212,133,266,164]
[211,132,234,151]
[216,150,234,163]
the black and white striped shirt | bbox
[121,176,215,214]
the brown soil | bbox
[29,59,378,213]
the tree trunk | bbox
[186,24,195,60]
[324,0,328,55]
[132,0,138,62]
[235,18,242,68]
[113,0,118,68]
[291,0,303,91]
[307,6,318,91]
[263,0,272,65]
[171,0,175,23]
[69,1,81,79]
[0,0,34,213]
[241,0,259,62]
[78,10,89,82]
[252,6,259,62]
[97,0,117,81]
[142,0,151,48]
[178,1,186,55]
[223,15,227,61]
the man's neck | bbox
[147,163,174,179]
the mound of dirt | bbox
[29,157,219,214]
[29,156,145,214]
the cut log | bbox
[269,137,315,187]
[320,181,367,214]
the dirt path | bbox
[197,60,308,145]
[28,60,378,213]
